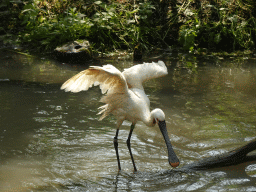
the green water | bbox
[0,50,256,191]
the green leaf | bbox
[38,15,44,23]
[214,33,221,44]
[21,8,37,14]
[94,1,102,5]
[127,19,135,24]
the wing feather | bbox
[122,60,168,89]
[61,64,128,94]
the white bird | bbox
[61,60,179,171]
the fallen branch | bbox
[180,138,256,171]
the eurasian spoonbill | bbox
[61,61,179,171]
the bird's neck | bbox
[130,88,154,127]
[143,111,155,127]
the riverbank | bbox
[1,0,256,58]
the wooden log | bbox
[180,138,256,171]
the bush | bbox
[177,0,256,52]
[2,0,256,53]
[17,0,157,52]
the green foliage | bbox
[17,0,156,52]
[178,21,198,52]
[18,3,92,50]
[2,0,256,53]
[177,0,256,52]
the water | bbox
[1,50,256,191]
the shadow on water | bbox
[1,50,256,191]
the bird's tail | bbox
[97,93,128,121]
[97,104,109,121]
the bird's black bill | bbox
[158,120,180,167]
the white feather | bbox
[60,61,180,169]
[61,64,127,95]
[61,60,168,122]
[122,60,168,89]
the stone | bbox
[54,40,92,63]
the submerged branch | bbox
[0,48,35,57]
[180,138,256,171]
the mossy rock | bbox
[53,40,92,64]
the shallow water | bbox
[1,50,256,191]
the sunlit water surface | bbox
[1,50,256,191]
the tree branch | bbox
[180,138,256,171]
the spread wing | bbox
[122,60,168,89]
[61,64,128,95]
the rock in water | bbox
[54,40,92,64]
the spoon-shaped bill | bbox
[158,120,180,167]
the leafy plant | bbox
[179,25,198,52]
[2,0,256,53]
[17,0,157,52]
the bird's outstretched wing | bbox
[122,61,168,89]
[61,64,128,95]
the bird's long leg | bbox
[126,123,137,172]
[114,128,121,171]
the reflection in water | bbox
[0,51,256,191]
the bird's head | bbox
[151,108,165,124]
[151,108,180,168]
